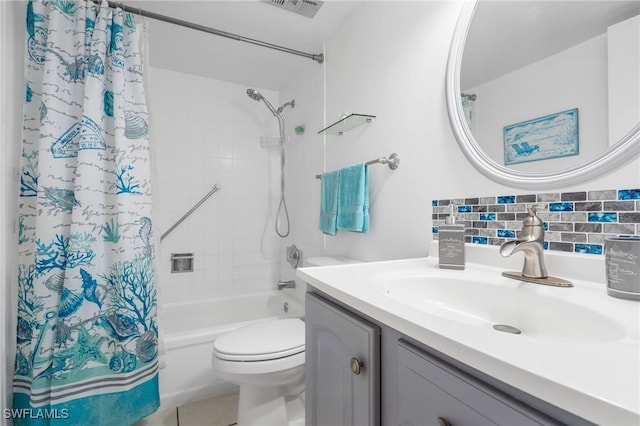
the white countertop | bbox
[296,245,640,426]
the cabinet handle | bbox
[350,357,364,375]
[437,417,452,426]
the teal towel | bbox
[337,163,369,233]
[319,169,339,235]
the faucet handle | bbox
[524,204,546,226]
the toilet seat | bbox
[213,318,305,362]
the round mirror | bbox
[446,0,640,189]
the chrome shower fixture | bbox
[277,99,295,114]
[246,88,296,238]
[246,89,295,117]
[246,88,262,101]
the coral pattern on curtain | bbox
[13,1,159,424]
[461,94,474,131]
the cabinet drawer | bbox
[397,341,559,426]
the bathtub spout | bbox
[277,280,296,290]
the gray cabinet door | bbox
[397,340,559,426]
[305,292,380,426]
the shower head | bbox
[247,88,262,101]
[247,88,279,117]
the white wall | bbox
[1,1,25,421]
[323,1,473,261]
[276,57,326,300]
[148,67,284,303]
[321,0,640,262]
[609,14,640,144]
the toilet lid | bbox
[213,318,305,362]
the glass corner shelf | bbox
[317,113,376,135]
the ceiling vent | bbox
[262,0,325,19]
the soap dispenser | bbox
[439,204,466,270]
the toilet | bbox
[212,256,360,426]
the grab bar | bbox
[160,184,221,242]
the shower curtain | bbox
[13,1,159,424]
[462,94,474,131]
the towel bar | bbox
[315,153,399,179]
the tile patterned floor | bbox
[136,392,239,426]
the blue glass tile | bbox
[549,202,574,212]
[497,195,515,204]
[457,205,472,213]
[543,222,549,231]
[432,200,438,206]
[432,226,439,234]
[575,244,603,255]
[497,229,516,238]
[472,236,488,245]
[480,213,496,221]
[543,241,549,250]
[588,212,617,223]
[618,189,640,200]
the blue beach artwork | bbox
[504,108,579,165]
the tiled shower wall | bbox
[148,67,282,304]
[433,189,640,255]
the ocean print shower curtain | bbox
[13,1,159,424]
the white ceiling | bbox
[461,1,640,90]
[127,0,362,90]
[125,1,640,92]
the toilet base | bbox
[237,384,305,426]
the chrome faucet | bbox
[499,205,572,287]
[277,280,296,290]
[500,205,548,278]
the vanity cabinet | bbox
[306,289,591,426]
[397,340,558,426]
[305,292,380,426]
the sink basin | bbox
[297,253,640,425]
[376,273,626,343]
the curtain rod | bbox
[97,1,324,64]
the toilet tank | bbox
[305,256,361,267]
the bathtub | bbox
[158,290,304,408]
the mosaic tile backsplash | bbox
[432,189,640,255]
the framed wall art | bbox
[504,108,579,165]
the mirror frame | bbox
[446,0,640,189]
